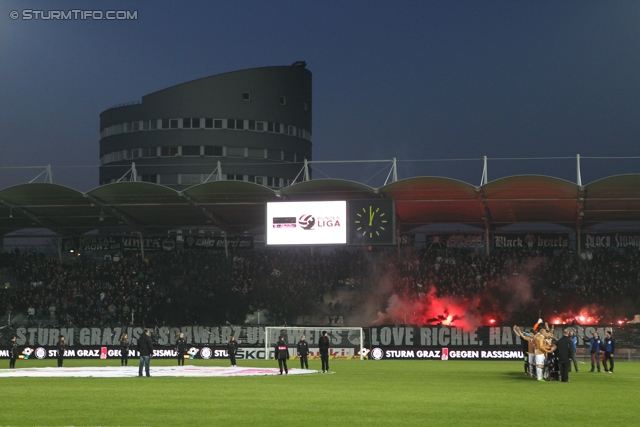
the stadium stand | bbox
[1,245,638,327]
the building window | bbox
[181,174,202,185]
[142,147,157,158]
[267,177,279,187]
[247,175,255,183]
[183,118,192,128]
[227,119,243,130]
[162,119,170,129]
[181,146,201,156]
[204,146,223,156]
[226,146,245,157]
[242,92,251,101]
[132,121,140,131]
[279,96,286,106]
[255,177,264,185]
[214,119,223,129]
[267,122,274,132]
[283,151,295,162]
[150,119,157,130]
[248,148,265,159]
[160,174,179,185]
[267,149,281,161]
[160,146,179,157]
[192,118,201,128]
[140,174,157,183]
[226,174,244,181]
[205,118,213,128]
[143,121,149,130]
[256,121,264,131]
[170,119,178,129]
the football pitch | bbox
[1,359,638,426]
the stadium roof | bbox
[1,174,640,237]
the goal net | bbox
[264,327,364,361]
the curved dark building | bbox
[99,63,312,189]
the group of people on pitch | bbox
[7,334,67,369]
[515,321,616,382]
[273,331,331,375]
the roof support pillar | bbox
[475,187,492,257]
[576,154,582,186]
[204,161,223,183]
[304,159,310,181]
[481,156,488,186]
[576,186,585,257]
[384,158,398,185]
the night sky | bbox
[2,0,639,191]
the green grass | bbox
[1,359,638,426]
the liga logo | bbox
[298,214,316,230]
[298,214,342,230]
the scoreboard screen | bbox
[266,201,347,245]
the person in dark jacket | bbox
[555,329,575,382]
[602,331,615,373]
[319,331,330,373]
[57,336,66,367]
[582,331,603,372]
[176,333,187,366]
[9,336,18,369]
[568,330,578,373]
[297,334,309,369]
[120,333,130,366]
[137,329,153,377]
[228,335,239,367]
[275,336,289,374]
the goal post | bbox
[264,327,365,361]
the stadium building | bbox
[99,62,312,189]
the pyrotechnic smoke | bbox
[339,249,636,327]
[553,304,606,325]
[355,251,544,328]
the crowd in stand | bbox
[1,243,639,327]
